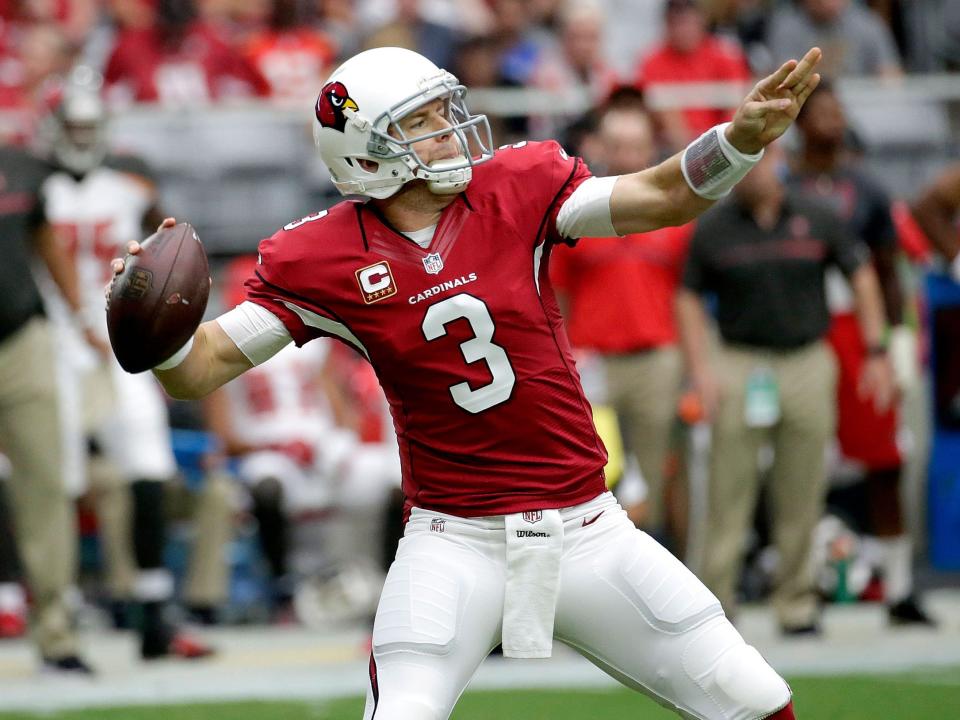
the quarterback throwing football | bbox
[112,45,824,719]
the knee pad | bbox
[683,619,790,718]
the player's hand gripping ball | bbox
[106,222,210,373]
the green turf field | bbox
[2,671,958,720]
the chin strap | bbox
[421,156,472,195]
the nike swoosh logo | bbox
[581,511,605,527]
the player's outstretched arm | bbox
[609,48,822,234]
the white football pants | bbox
[363,493,791,720]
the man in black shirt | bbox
[0,144,95,673]
[677,143,893,634]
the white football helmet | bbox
[312,47,494,199]
[40,66,107,176]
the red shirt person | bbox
[104,4,269,105]
[242,0,337,103]
[634,0,751,149]
[551,103,692,535]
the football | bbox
[106,222,210,373]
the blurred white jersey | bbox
[42,163,155,342]
[225,340,334,450]
[227,339,400,512]
[37,163,176,493]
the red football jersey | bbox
[244,141,608,518]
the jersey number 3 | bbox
[422,294,516,414]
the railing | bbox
[7,74,956,253]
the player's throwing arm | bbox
[106,218,255,398]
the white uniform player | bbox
[40,156,178,491]
[224,341,398,514]
[37,72,214,660]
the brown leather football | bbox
[106,222,210,373]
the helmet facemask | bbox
[364,75,494,196]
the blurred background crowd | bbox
[1,0,959,674]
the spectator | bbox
[703,0,775,74]
[243,0,337,104]
[489,0,553,88]
[634,0,752,151]
[0,22,73,144]
[362,0,458,71]
[676,143,894,634]
[103,0,270,106]
[767,0,902,79]
[531,0,619,108]
[788,81,933,626]
[316,0,362,61]
[598,0,666,78]
[551,101,692,539]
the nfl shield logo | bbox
[522,511,542,524]
[422,252,444,274]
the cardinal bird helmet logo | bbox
[316,81,359,132]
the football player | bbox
[38,69,215,660]
[112,45,824,718]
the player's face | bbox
[392,98,463,166]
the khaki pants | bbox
[700,340,836,628]
[88,457,234,607]
[603,346,683,530]
[0,318,78,658]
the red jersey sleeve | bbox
[243,231,334,347]
[491,140,593,248]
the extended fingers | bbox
[757,58,797,95]
[777,47,822,91]
[794,73,822,108]
[742,97,793,119]
[158,217,176,231]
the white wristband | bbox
[681,122,764,200]
[154,336,194,370]
[951,253,960,283]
